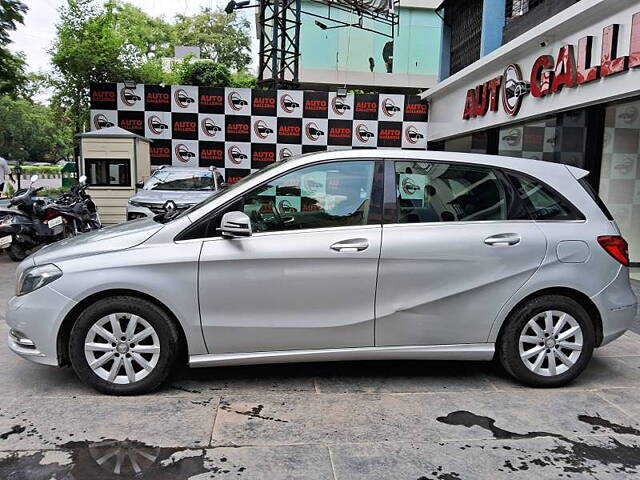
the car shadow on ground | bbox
[162,359,523,395]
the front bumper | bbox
[5,285,77,366]
[592,266,638,346]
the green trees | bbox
[1,0,257,163]
[50,0,126,132]
[174,7,252,72]
[170,60,231,87]
[1,1,72,163]
[48,0,256,134]
[0,0,28,95]
[0,96,74,163]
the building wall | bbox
[438,0,506,79]
[503,0,580,43]
[298,1,442,90]
[423,0,640,141]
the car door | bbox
[198,159,383,353]
[375,159,547,346]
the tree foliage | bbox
[0,48,26,95]
[230,71,258,88]
[0,96,74,163]
[171,59,232,87]
[112,2,175,60]
[48,1,256,134]
[0,0,26,44]
[49,0,126,132]
[0,0,28,95]
[174,7,251,72]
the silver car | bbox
[127,166,222,220]
[6,150,637,395]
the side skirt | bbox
[189,343,495,368]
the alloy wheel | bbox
[518,310,583,377]
[84,313,161,385]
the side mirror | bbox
[79,175,87,185]
[135,181,144,189]
[30,175,39,184]
[218,211,252,238]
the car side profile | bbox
[6,150,636,395]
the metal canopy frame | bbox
[255,0,400,89]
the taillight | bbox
[45,209,59,221]
[597,235,629,266]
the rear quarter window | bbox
[507,172,585,221]
[579,178,614,220]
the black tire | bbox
[7,241,27,262]
[498,294,595,388]
[69,296,180,395]
[63,221,76,238]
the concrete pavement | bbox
[0,253,639,479]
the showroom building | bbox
[422,0,640,261]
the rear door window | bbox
[394,161,508,223]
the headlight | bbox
[16,264,63,296]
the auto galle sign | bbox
[463,11,640,121]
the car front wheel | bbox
[69,296,180,395]
[498,295,595,387]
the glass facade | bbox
[598,97,640,261]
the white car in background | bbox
[127,166,223,220]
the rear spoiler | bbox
[565,165,589,180]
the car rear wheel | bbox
[69,296,180,395]
[498,295,594,387]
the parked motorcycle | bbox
[53,176,101,232]
[0,175,101,261]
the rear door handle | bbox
[330,238,370,252]
[484,233,521,246]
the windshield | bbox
[172,161,287,220]
[144,170,219,191]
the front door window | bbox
[242,161,375,233]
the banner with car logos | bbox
[90,82,428,183]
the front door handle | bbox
[330,238,370,252]
[484,233,521,246]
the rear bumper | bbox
[592,266,638,346]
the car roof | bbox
[288,149,588,181]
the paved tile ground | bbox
[0,252,639,479]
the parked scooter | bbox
[0,175,101,261]
[49,175,101,232]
